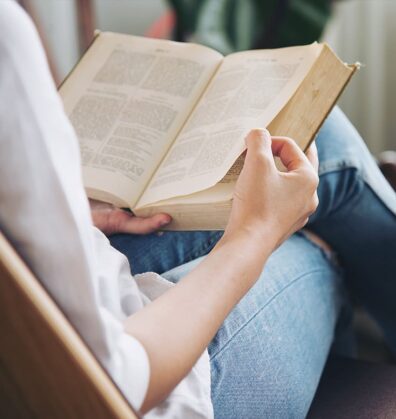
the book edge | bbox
[58,30,102,90]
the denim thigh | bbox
[110,107,395,279]
[164,233,346,419]
[109,230,222,274]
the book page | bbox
[137,43,322,207]
[60,33,223,207]
[134,183,233,230]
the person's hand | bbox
[224,129,319,249]
[89,199,172,236]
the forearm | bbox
[124,130,319,413]
[124,230,274,412]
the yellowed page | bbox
[134,182,233,230]
[137,43,322,208]
[60,32,223,207]
[138,182,233,208]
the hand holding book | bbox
[89,198,171,235]
[224,130,319,246]
[60,33,357,230]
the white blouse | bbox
[0,1,213,417]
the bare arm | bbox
[125,231,274,412]
[123,130,319,413]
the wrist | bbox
[219,222,278,260]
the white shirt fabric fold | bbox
[0,1,213,417]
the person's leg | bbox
[109,230,222,274]
[308,107,396,353]
[112,107,395,275]
[164,233,348,418]
[113,106,396,353]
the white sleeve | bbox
[100,309,150,408]
[0,1,149,410]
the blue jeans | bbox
[110,108,396,418]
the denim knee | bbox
[312,168,365,221]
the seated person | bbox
[1,2,395,418]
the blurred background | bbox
[19,0,396,156]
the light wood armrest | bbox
[0,231,138,418]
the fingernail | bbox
[245,129,270,145]
[252,128,270,140]
[160,218,171,226]
[262,129,270,140]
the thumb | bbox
[119,213,172,235]
[245,129,272,156]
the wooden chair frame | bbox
[0,231,139,418]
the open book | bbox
[60,32,357,230]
